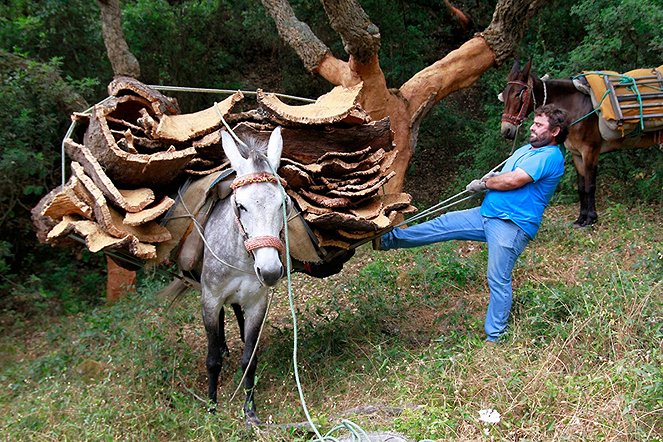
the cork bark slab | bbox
[154,92,244,143]
[84,99,197,187]
[257,83,369,125]
[108,76,180,115]
[123,196,176,226]
[40,176,93,220]
[65,139,155,212]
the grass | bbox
[1,198,661,441]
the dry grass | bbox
[1,200,661,441]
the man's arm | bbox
[484,167,533,190]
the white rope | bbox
[214,102,248,148]
[149,84,316,103]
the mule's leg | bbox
[571,153,589,226]
[584,148,600,226]
[203,305,226,412]
[238,301,268,426]
[231,303,245,342]
[218,306,230,357]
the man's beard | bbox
[529,133,553,147]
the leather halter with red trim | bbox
[230,171,287,256]
[501,77,533,126]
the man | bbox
[377,104,569,342]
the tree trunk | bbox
[97,0,141,78]
[96,0,143,297]
[262,0,546,193]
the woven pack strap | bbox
[244,235,285,254]
[230,172,286,190]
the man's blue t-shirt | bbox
[481,144,565,239]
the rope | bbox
[149,84,316,103]
[571,71,654,128]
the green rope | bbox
[269,161,371,442]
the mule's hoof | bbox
[207,402,217,414]
[245,411,261,427]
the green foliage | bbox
[0,54,92,284]
[0,0,109,90]
[568,0,663,71]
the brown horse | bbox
[499,60,660,227]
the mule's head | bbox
[222,127,286,287]
[499,60,533,140]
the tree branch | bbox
[260,0,331,72]
[481,0,546,66]
[320,0,381,65]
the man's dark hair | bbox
[534,104,570,144]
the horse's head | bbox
[222,127,286,287]
[499,60,534,140]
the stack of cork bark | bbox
[32,77,416,264]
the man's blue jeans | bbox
[380,207,530,341]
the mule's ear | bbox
[522,59,532,78]
[221,130,245,171]
[497,92,504,102]
[509,59,520,76]
[266,126,283,172]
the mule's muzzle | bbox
[255,263,283,287]
[500,122,517,140]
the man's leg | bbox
[483,218,530,341]
[380,207,486,250]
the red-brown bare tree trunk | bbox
[262,0,545,193]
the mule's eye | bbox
[237,203,247,212]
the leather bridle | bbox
[230,171,287,257]
[501,77,533,126]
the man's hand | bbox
[482,171,500,181]
[465,179,487,193]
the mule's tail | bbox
[157,277,200,309]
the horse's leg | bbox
[239,301,268,426]
[202,304,226,412]
[571,153,589,226]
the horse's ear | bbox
[497,92,504,103]
[266,126,283,172]
[221,130,245,171]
